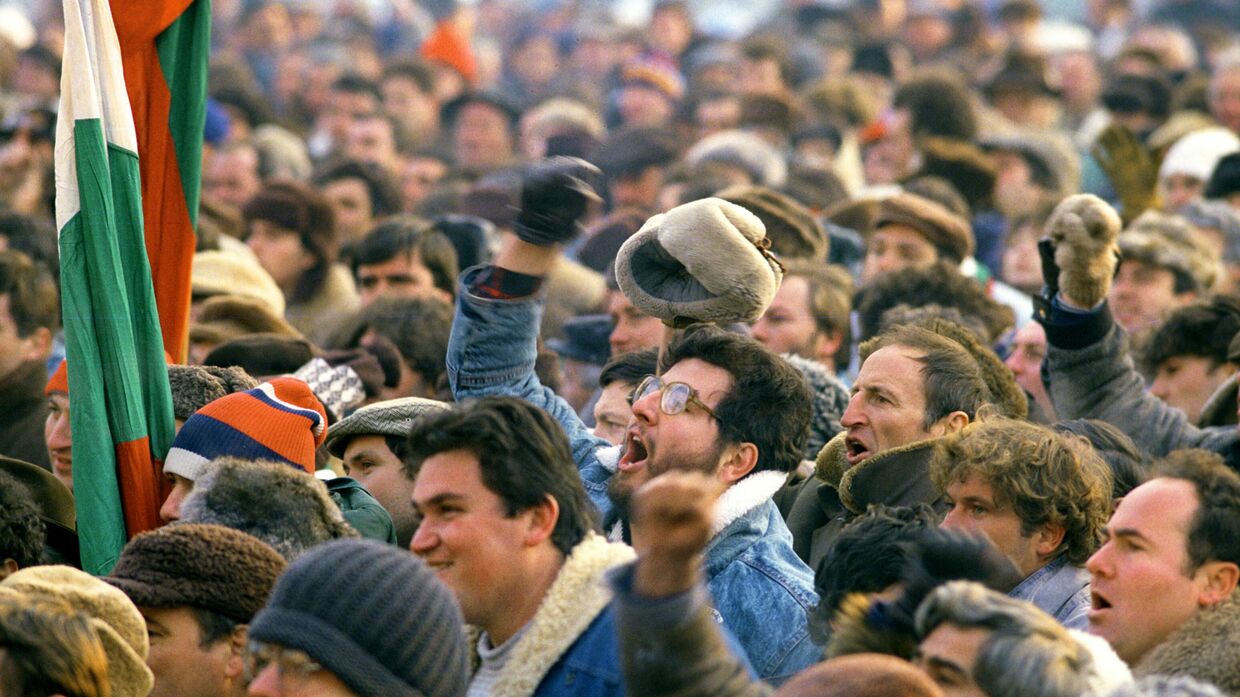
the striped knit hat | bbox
[163,377,327,482]
[249,538,469,697]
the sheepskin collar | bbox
[1134,593,1240,695]
[711,470,788,536]
[467,533,635,697]
[813,431,940,514]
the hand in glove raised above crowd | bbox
[513,156,602,246]
[1091,124,1160,224]
[629,471,726,599]
[1041,194,1123,310]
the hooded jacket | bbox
[785,432,942,568]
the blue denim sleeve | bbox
[448,267,617,517]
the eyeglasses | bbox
[244,641,324,688]
[630,375,719,421]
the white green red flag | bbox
[54,0,207,574]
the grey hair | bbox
[915,581,1093,697]
[1106,676,1225,697]
[179,457,358,560]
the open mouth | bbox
[844,437,871,464]
[618,430,649,472]
[1090,591,1112,613]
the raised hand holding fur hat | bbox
[615,197,783,326]
[1045,194,1122,309]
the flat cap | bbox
[325,397,449,458]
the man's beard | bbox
[605,437,726,531]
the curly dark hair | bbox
[0,471,46,569]
[893,69,978,142]
[1141,295,1240,375]
[856,262,1015,344]
[662,325,811,475]
[360,295,454,391]
[812,503,940,635]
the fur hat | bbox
[191,250,286,317]
[718,185,829,262]
[106,524,286,623]
[249,539,469,697]
[179,458,358,561]
[874,193,974,263]
[783,354,850,461]
[980,131,1079,199]
[1181,199,1240,264]
[163,378,328,483]
[685,130,787,187]
[325,397,449,458]
[202,333,317,378]
[167,364,259,421]
[1,565,153,697]
[189,294,302,349]
[915,137,998,213]
[1158,127,1240,183]
[590,126,679,178]
[1120,211,1219,293]
[614,197,783,325]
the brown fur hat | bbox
[874,193,974,264]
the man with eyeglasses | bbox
[445,157,821,682]
[246,538,469,697]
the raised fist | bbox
[1044,194,1122,309]
[513,156,601,246]
[629,471,725,598]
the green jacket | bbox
[326,477,397,545]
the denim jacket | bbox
[703,497,822,683]
[449,268,617,516]
[449,270,821,681]
[1008,557,1092,630]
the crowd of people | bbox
[3,0,1240,695]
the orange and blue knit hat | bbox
[163,377,327,482]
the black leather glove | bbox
[514,156,601,246]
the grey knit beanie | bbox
[248,538,469,697]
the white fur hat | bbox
[614,198,783,325]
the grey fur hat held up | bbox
[614,197,783,326]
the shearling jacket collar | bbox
[814,431,941,514]
[467,533,635,697]
[1134,592,1240,696]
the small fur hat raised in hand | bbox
[614,197,783,325]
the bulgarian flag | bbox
[54,0,206,574]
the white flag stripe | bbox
[53,0,139,231]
